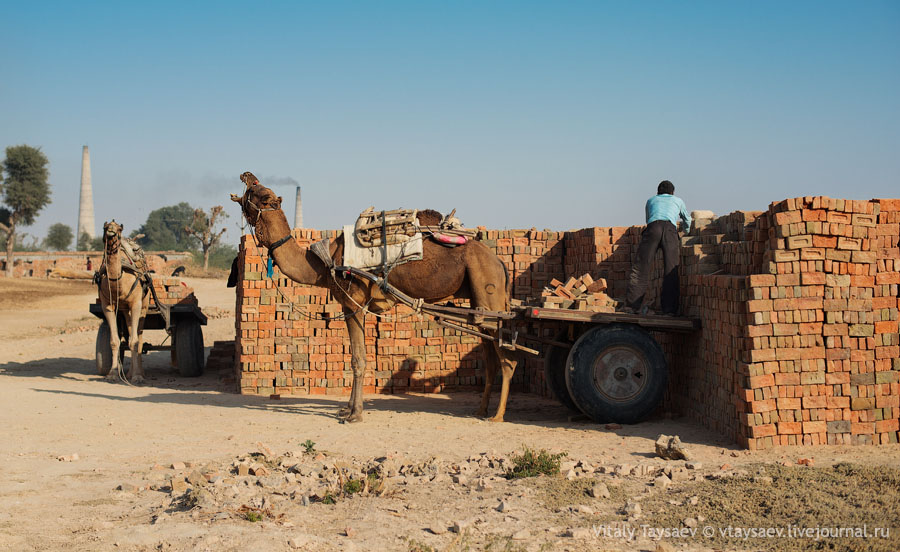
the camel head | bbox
[231,173,283,243]
[102,220,123,251]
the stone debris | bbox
[653,475,671,488]
[428,524,447,535]
[624,501,642,517]
[655,434,692,461]
[450,519,472,534]
[590,482,610,499]
[171,462,186,470]
[685,461,702,470]
[57,453,79,462]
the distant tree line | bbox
[1,144,236,273]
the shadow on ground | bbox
[3,352,734,451]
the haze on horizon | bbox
[2,1,898,248]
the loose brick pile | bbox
[149,277,197,307]
[234,196,899,449]
[535,274,617,312]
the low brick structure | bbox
[233,196,899,448]
[0,250,193,278]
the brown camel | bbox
[231,172,519,422]
[97,221,150,384]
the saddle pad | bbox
[120,238,148,274]
[342,225,423,271]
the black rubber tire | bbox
[96,322,125,376]
[175,318,205,377]
[564,324,667,424]
[544,332,580,412]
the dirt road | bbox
[1,277,897,552]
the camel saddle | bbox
[120,238,149,274]
[354,207,479,249]
[354,207,419,248]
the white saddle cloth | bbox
[342,225,423,271]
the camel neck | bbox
[259,210,328,285]
[106,241,121,280]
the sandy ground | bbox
[1,277,898,552]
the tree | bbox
[0,145,51,276]
[133,203,198,251]
[185,205,228,271]
[77,231,104,251]
[44,223,74,251]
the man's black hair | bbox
[657,180,675,195]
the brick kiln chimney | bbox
[294,186,303,228]
[77,146,96,241]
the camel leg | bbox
[476,339,498,417]
[102,304,121,382]
[466,251,519,422]
[487,343,516,422]
[340,310,367,423]
[125,300,145,384]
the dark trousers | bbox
[626,220,681,314]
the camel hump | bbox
[120,238,149,274]
[416,209,443,226]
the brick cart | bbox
[89,277,208,377]
[523,307,700,424]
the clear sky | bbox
[2,0,898,248]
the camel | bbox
[97,220,150,384]
[231,172,519,422]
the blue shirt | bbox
[646,194,691,233]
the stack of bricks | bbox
[660,196,899,449]
[535,274,617,312]
[233,196,899,449]
[149,277,197,306]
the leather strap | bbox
[268,234,292,257]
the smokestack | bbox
[77,146,96,241]
[294,186,303,228]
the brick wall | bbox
[234,196,899,448]
[0,251,192,278]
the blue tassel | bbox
[266,258,274,278]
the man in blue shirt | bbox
[625,180,691,315]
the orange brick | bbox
[803,396,827,408]
[803,421,827,434]
[851,422,875,434]
[778,421,802,434]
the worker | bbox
[625,180,691,315]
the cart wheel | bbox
[564,324,667,424]
[175,318,205,377]
[96,322,125,376]
[544,332,579,412]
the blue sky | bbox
[2,1,898,247]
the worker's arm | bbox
[678,198,691,234]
